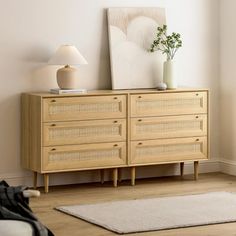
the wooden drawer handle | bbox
[51,124,56,127]
[114,97,118,100]
[138,119,142,122]
[138,142,143,145]
[51,148,56,151]
[196,139,199,142]
[196,116,199,119]
[138,96,142,99]
[114,120,118,123]
[113,144,118,147]
[51,99,56,103]
[196,93,199,96]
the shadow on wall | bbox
[23,45,52,64]
[29,46,92,91]
[0,93,22,173]
[97,8,112,90]
[31,65,58,91]
[22,45,58,91]
[220,92,236,160]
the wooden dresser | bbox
[21,89,209,192]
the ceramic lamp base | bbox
[57,65,78,89]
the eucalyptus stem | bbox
[149,25,182,61]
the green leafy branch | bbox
[149,25,182,60]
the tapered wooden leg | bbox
[131,167,135,186]
[113,168,118,187]
[194,161,199,180]
[33,172,37,189]
[118,168,122,182]
[180,162,184,177]
[44,174,49,193]
[100,169,104,184]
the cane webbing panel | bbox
[49,102,120,115]
[48,149,120,162]
[43,95,127,122]
[49,126,120,140]
[136,143,201,158]
[136,98,200,111]
[131,92,207,117]
[136,120,200,134]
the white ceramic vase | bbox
[163,60,177,89]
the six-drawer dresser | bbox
[21,89,209,192]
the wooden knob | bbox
[138,119,142,122]
[51,124,56,127]
[196,93,199,96]
[51,148,56,151]
[196,116,199,119]
[114,120,118,123]
[138,96,142,99]
[113,144,118,147]
[114,97,118,100]
[196,139,199,142]
[51,99,56,102]
[138,142,143,145]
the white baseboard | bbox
[220,159,236,176]
[0,159,220,188]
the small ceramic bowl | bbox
[157,82,167,91]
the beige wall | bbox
[220,0,236,172]
[0,0,220,186]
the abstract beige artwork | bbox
[107,8,166,89]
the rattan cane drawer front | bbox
[131,115,207,141]
[43,119,126,146]
[43,142,126,171]
[130,137,207,165]
[43,95,126,122]
[131,92,207,117]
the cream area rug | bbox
[56,192,236,234]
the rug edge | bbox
[55,207,125,234]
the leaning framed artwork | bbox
[107,8,166,90]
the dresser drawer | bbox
[130,137,207,165]
[43,119,126,146]
[131,115,207,141]
[131,92,207,117]
[43,95,126,122]
[43,142,126,171]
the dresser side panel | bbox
[21,94,30,169]
[29,95,42,172]
[207,90,210,159]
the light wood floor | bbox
[31,173,236,236]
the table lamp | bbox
[48,45,88,89]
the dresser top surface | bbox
[24,88,209,98]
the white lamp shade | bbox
[48,45,88,65]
